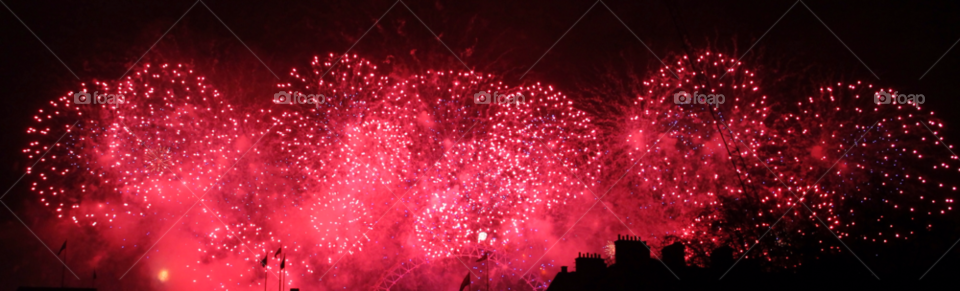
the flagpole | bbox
[262,253,268,291]
[61,246,65,288]
[279,254,285,291]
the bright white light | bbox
[478,232,488,243]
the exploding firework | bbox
[24,54,604,289]
[589,51,957,268]
[22,51,957,289]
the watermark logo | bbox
[473,90,525,105]
[73,91,125,104]
[875,91,924,105]
[674,90,724,105]
[273,91,325,105]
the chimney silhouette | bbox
[614,234,650,267]
[575,252,606,277]
[661,242,686,269]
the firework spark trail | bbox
[21,51,957,289]
[520,120,680,279]
[27,64,290,287]
[593,51,956,268]
[718,120,881,280]
[110,82,282,282]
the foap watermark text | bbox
[73,91,125,104]
[674,90,725,106]
[474,90,525,105]
[274,91,326,105]
[875,91,925,105]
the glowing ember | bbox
[22,52,956,289]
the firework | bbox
[22,51,956,289]
[591,51,956,267]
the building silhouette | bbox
[544,234,781,290]
[541,233,960,290]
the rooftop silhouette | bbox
[542,234,942,291]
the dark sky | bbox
[2,0,960,289]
